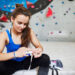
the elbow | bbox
[36,45,43,51]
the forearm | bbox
[36,45,43,51]
[0,52,14,61]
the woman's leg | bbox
[0,60,17,75]
[0,59,29,75]
[30,54,50,75]
[38,54,50,75]
[0,54,50,75]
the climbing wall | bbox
[30,0,75,41]
[0,0,75,41]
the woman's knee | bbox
[39,54,50,67]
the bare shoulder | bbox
[0,31,8,43]
[30,28,35,34]
[0,31,6,38]
[30,28,33,31]
[0,31,8,52]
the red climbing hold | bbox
[31,5,35,8]
[27,1,33,8]
[0,14,8,22]
[48,0,52,1]
[46,7,53,17]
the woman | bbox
[0,6,50,75]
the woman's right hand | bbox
[15,47,32,58]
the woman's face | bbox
[11,14,29,33]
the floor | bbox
[3,41,75,75]
[40,41,75,71]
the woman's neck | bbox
[11,28,22,36]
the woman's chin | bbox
[17,30,23,33]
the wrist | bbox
[13,51,16,58]
[37,48,43,52]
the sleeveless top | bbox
[6,29,26,62]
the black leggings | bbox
[0,54,50,75]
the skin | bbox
[0,14,43,61]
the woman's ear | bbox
[11,16,14,22]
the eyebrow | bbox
[18,21,28,24]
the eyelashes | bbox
[24,23,28,25]
[18,22,28,25]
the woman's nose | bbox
[21,25,24,28]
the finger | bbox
[24,54,29,57]
[34,54,40,58]
[37,53,42,57]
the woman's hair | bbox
[11,6,31,47]
[16,4,23,8]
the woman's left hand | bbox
[33,48,43,58]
